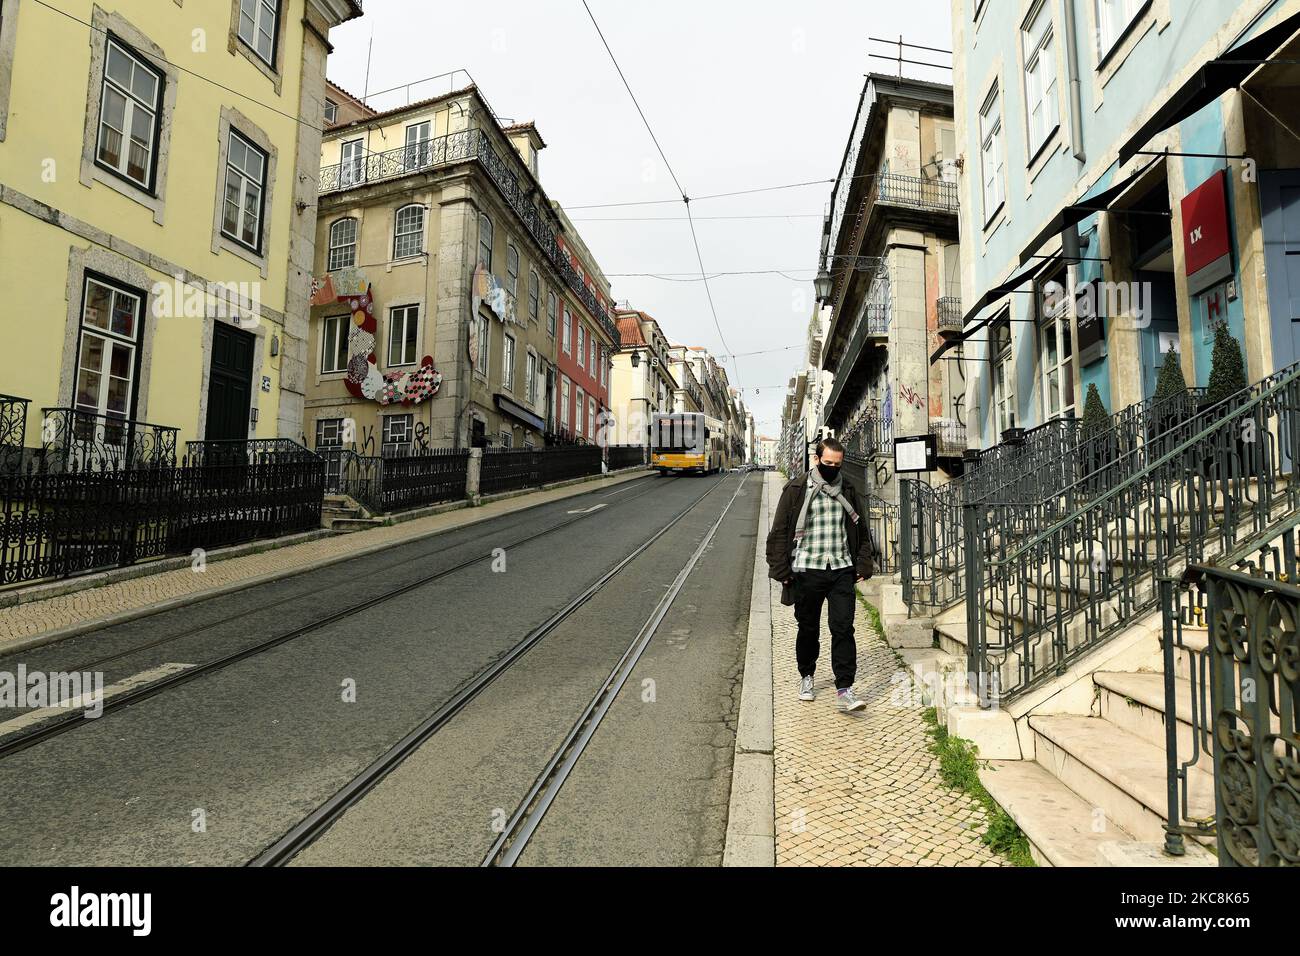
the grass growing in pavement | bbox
[921,708,1036,867]
[854,589,1035,867]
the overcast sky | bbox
[326,0,954,437]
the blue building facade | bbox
[948,0,1300,447]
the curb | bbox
[723,472,776,867]
[0,467,653,658]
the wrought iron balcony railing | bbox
[187,438,321,466]
[930,419,967,458]
[937,296,962,335]
[39,407,178,472]
[320,128,621,348]
[825,305,889,417]
[875,172,960,214]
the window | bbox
[547,291,558,337]
[503,332,516,392]
[328,218,357,271]
[576,386,586,437]
[992,318,1016,434]
[577,325,586,367]
[479,214,494,271]
[75,277,142,428]
[560,377,571,428]
[393,204,425,259]
[96,38,162,190]
[1038,277,1075,419]
[1097,0,1143,59]
[589,338,596,377]
[526,350,538,406]
[321,314,349,373]
[221,130,267,252]
[315,418,343,448]
[404,121,432,170]
[340,138,364,187]
[600,351,608,388]
[475,312,490,377]
[588,398,597,442]
[382,414,413,456]
[1022,2,1058,156]
[388,305,419,367]
[979,84,1005,218]
[562,306,573,354]
[506,244,519,298]
[324,98,338,125]
[529,271,540,322]
[500,431,513,449]
[238,0,278,68]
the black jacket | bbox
[766,475,875,583]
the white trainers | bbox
[838,688,866,712]
[799,676,815,701]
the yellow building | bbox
[0,0,362,460]
[305,81,622,454]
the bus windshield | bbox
[654,416,703,453]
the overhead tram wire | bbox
[580,1,741,389]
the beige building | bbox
[305,81,619,455]
[609,308,677,446]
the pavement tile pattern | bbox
[770,578,1007,868]
[0,473,646,649]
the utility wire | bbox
[581,0,739,388]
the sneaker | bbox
[798,676,815,701]
[837,687,866,712]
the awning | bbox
[1018,156,1159,266]
[494,393,545,432]
[1116,8,1300,166]
[929,254,1056,365]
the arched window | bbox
[529,270,540,322]
[478,214,493,271]
[506,243,519,297]
[393,204,425,259]
[328,217,357,271]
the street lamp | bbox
[814,269,833,303]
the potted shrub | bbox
[1201,323,1253,481]
[1151,347,1192,448]
[1080,383,1111,495]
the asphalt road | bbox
[0,471,759,866]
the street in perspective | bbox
[0,0,1295,933]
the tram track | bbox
[249,472,742,867]
[0,474,676,761]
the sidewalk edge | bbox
[723,472,776,867]
[0,468,652,658]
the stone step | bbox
[1030,714,1217,846]
[330,517,385,533]
[1094,671,1210,761]
[979,759,1136,867]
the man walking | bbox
[766,437,874,712]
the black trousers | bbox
[793,567,857,689]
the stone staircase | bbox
[322,493,384,533]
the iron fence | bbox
[1183,556,1300,867]
[937,296,962,335]
[378,448,469,512]
[966,362,1300,703]
[606,444,647,470]
[0,394,26,473]
[0,453,322,587]
[39,406,178,472]
[900,478,965,610]
[863,493,900,574]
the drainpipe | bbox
[1063,0,1086,163]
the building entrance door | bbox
[205,323,255,442]
[1262,171,1300,373]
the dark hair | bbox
[815,436,844,458]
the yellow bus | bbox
[651,412,729,474]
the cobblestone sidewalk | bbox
[770,576,1007,867]
[0,471,648,650]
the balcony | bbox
[320,129,621,347]
[875,172,959,214]
[38,407,178,472]
[937,296,962,336]
[824,304,889,417]
[929,419,967,459]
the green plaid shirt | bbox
[792,476,853,572]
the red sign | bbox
[1180,170,1233,293]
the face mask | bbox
[817,463,841,483]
